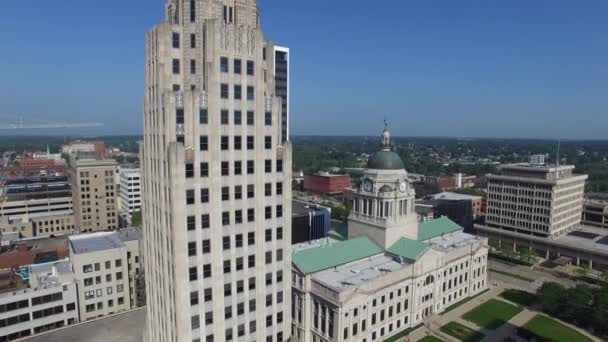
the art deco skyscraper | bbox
[142,1,291,341]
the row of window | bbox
[181,109,272,127]
[82,259,122,273]
[187,160,283,180]
[83,272,123,287]
[196,135,274,151]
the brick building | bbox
[304,173,351,195]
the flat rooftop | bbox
[292,200,328,217]
[22,308,144,342]
[555,225,608,254]
[313,254,407,292]
[69,232,125,254]
[429,192,482,201]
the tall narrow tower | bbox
[142,1,292,341]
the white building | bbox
[291,126,489,342]
[68,230,140,322]
[119,168,141,224]
[142,1,292,341]
[0,260,78,341]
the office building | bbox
[582,193,608,229]
[291,126,488,342]
[480,158,587,238]
[68,229,141,321]
[0,260,78,342]
[0,173,75,238]
[61,141,106,156]
[67,153,119,232]
[291,201,331,244]
[119,168,141,225]
[142,1,292,341]
[304,173,352,195]
[415,192,484,232]
[476,157,608,270]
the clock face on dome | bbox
[363,180,373,192]
[399,181,407,193]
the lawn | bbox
[440,289,489,315]
[518,315,594,342]
[499,289,538,307]
[417,335,444,342]
[463,299,523,330]
[440,322,484,342]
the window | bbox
[83,264,92,273]
[276,182,283,195]
[204,288,212,302]
[247,60,254,75]
[189,267,198,281]
[202,239,210,254]
[176,108,184,124]
[265,136,272,149]
[116,272,123,280]
[265,160,272,173]
[247,136,254,150]
[234,59,241,74]
[234,137,242,151]
[223,236,231,250]
[236,257,244,271]
[201,188,209,203]
[200,109,208,124]
[247,86,254,100]
[185,162,194,178]
[265,206,272,219]
[234,110,242,125]
[221,110,229,125]
[249,299,256,312]
[234,85,242,100]
[200,162,209,177]
[276,159,283,173]
[248,255,255,268]
[222,212,230,226]
[248,232,255,245]
[266,273,272,285]
[199,136,208,151]
[235,186,243,199]
[277,249,283,262]
[201,214,210,229]
[221,84,229,98]
[205,311,213,325]
[265,112,272,126]
[247,161,255,174]
[191,315,200,330]
[190,0,196,22]
[224,284,232,297]
[222,162,229,176]
[221,136,229,150]
[277,227,283,240]
[117,284,124,293]
[190,59,196,74]
[186,190,195,205]
[247,111,254,125]
[172,59,180,74]
[277,205,283,218]
[247,209,255,222]
[190,34,196,48]
[190,291,199,306]
[234,161,242,175]
[265,183,272,196]
[222,187,230,201]
[266,294,272,307]
[223,260,231,274]
[220,57,228,73]
[203,264,211,278]
[188,242,196,256]
[247,184,255,198]
[265,251,272,264]
[235,234,243,247]
[264,228,272,242]
[172,32,180,48]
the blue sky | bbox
[0,0,606,138]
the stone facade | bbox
[143,1,291,341]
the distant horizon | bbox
[1,132,607,143]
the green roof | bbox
[418,217,463,241]
[292,236,383,274]
[387,238,430,261]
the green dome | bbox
[366,150,405,170]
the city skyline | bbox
[0,0,607,139]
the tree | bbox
[131,210,142,227]
[563,285,594,327]
[537,282,566,316]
